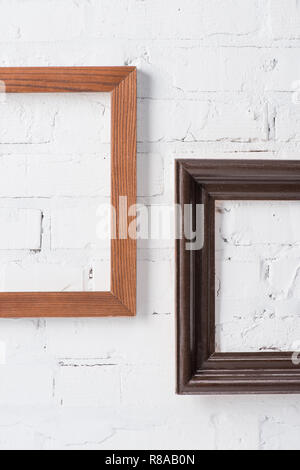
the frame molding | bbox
[0,67,136,317]
[176,159,300,394]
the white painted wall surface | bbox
[215,201,300,353]
[0,93,111,292]
[0,0,300,450]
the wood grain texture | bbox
[111,69,137,314]
[0,67,136,318]
[176,159,300,395]
[0,67,135,93]
[0,292,133,318]
[175,161,197,390]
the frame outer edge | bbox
[111,69,137,315]
[176,158,300,394]
[0,67,137,318]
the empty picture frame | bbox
[176,159,300,394]
[0,67,136,317]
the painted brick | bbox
[138,98,267,143]
[260,414,300,450]
[264,49,300,92]
[0,208,41,250]
[275,100,300,142]
[216,201,300,245]
[26,155,109,198]
[51,205,110,250]
[270,0,300,40]
[0,96,55,144]
[213,412,259,450]
[54,365,121,407]
[166,47,265,94]
[0,0,85,42]
[86,0,263,40]
[138,260,173,315]
[137,153,164,197]
[2,262,83,292]
[0,365,53,405]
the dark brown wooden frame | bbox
[0,67,136,317]
[176,159,300,394]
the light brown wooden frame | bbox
[0,67,136,317]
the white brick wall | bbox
[215,201,300,353]
[0,0,300,451]
[0,91,110,293]
[0,209,41,250]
